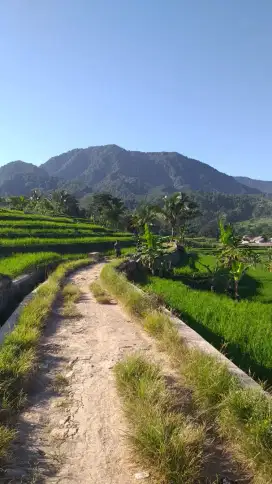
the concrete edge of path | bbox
[163,308,264,392]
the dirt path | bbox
[6,263,249,484]
[8,263,159,483]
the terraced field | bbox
[0,209,134,276]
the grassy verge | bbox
[101,262,272,483]
[0,258,92,462]
[89,281,111,304]
[100,264,158,317]
[115,354,205,484]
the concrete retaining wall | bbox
[163,308,262,391]
[0,284,42,345]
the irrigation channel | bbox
[0,262,59,330]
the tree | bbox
[88,193,125,228]
[51,191,80,217]
[9,195,28,211]
[218,220,258,300]
[132,203,158,233]
[160,192,199,238]
[134,224,170,276]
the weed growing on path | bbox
[89,281,111,304]
[62,283,82,317]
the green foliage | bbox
[87,193,125,229]
[218,219,236,246]
[218,220,259,299]
[265,248,272,272]
[235,217,272,237]
[160,192,199,238]
[133,224,170,276]
[9,196,28,211]
[131,203,158,233]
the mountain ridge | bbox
[0,144,266,197]
[235,176,272,194]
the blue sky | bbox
[0,0,272,179]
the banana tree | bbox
[218,226,259,300]
[132,203,158,234]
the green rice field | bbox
[0,209,135,275]
[139,249,272,383]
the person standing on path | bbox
[114,240,121,257]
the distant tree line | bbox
[1,188,272,238]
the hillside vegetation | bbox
[235,176,272,194]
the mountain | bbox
[41,144,260,197]
[0,146,264,198]
[235,176,272,194]
[0,161,58,196]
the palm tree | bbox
[160,192,199,238]
[132,203,158,233]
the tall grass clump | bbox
[89,281,111,304]
[62,282,82,317]
[115,355,205,484]
[100,264,157,317]
[219,388,272,482]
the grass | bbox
[52,373,69,392]
[173,249,272,303]
[142,275,272,382]
[0,252,62,278]
[0,236,134,256]
[62,283,82,316]
[0,258,92,463]
[0,235,133,246]
[0,228,129,238]
[89,281,111,304]
[115,354,205,484]
[101,262,272,483]
[100,263,158,317]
